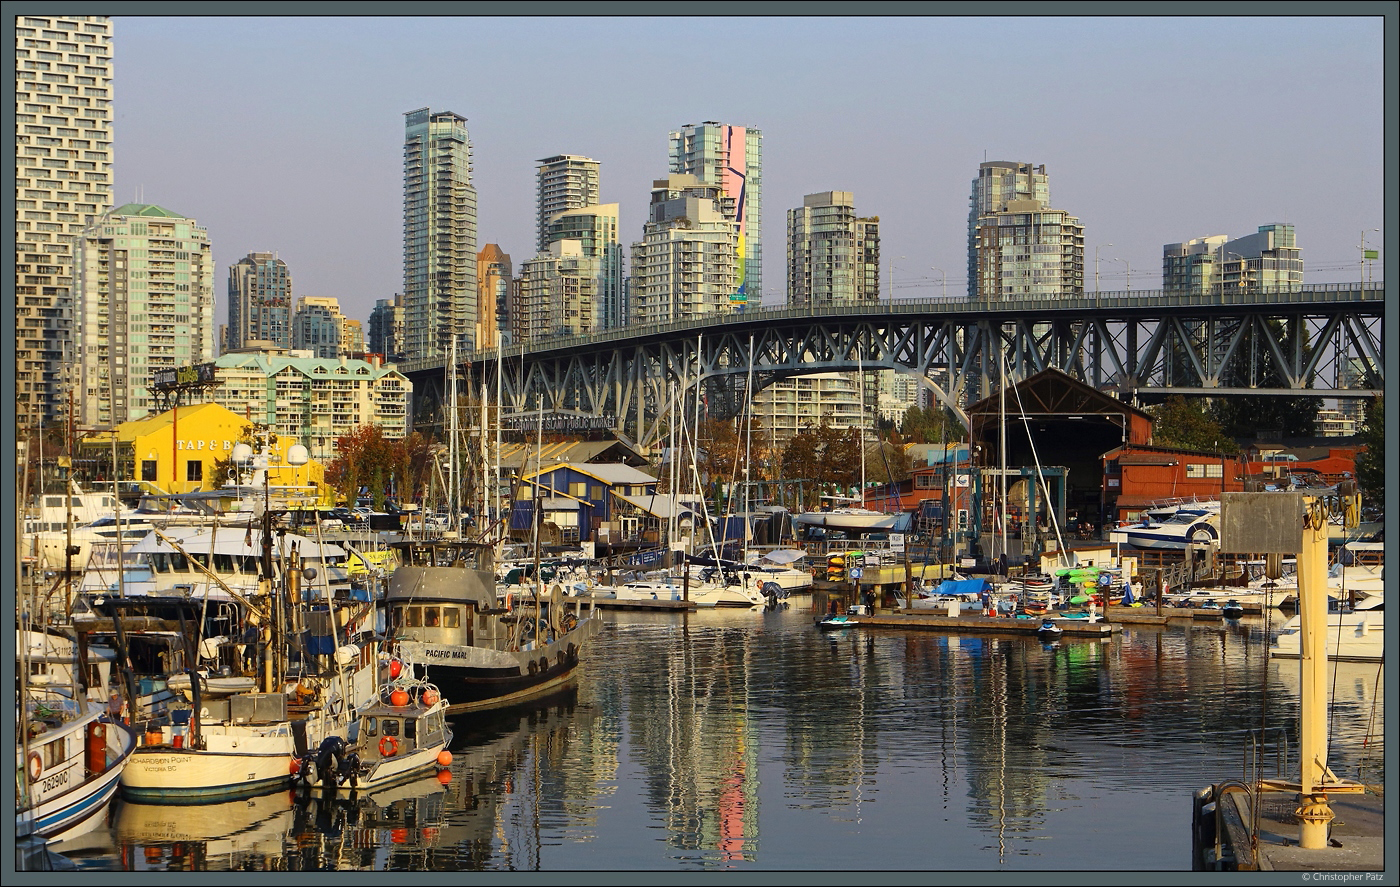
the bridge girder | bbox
[403,287,1383,449]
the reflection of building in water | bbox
[616,622,761,864]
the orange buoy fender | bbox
[390,688,410,707]
[436,749,453,767]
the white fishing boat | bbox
[292,673,452,794]
[17,629,137,843]
[387,539,601,714]
[119,640,379,803]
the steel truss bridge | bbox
[401,284,1384,449]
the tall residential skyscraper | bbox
[545,204,623,329]
[73,204,214,427]
[968,161,1082,299]
[630,175,739,326]
[669,122,761,306]
[15,14,113,430]
[402,108,478,360]
[477,244,512,349]
[536,155,600,254]
[226,251,292,351]
[967,161,1050,298]
[1162,235,1228,295]
[787,191,881,308]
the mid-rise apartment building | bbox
[73,203,215,427]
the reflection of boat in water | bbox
[1270,608,1384,662]
[114,791,295,865]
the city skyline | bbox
[82,15,1387,328]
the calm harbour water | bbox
[54,605,1384,872]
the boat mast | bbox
[743,333,754,553]
[448,337,459,535]
[856,349,866,504]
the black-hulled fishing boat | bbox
[385,540,600,714]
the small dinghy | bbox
[815,614,857,631]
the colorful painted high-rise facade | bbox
[669,122,762,307]
[15,14,113,430]
[402,108,478,360]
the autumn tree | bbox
[1149,396,1239,453]
[324,425,397,509]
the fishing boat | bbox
[118,637,379,803]
[292,672,452,794]
[17,629,137,843]
[386,539,601,714]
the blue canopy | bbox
[933,578,990,596]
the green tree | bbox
[1353,395,1383,502]
[899,404,966,444]
[1149,396,1239,453]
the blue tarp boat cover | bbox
[933,578,990,596]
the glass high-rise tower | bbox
[787,191,881,308]
[668,122,761,307]
[403,108,478,360]
[536,155,600,254]
[226,252,292,351]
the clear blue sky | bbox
[109,14,1385,326]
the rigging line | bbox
[1009,377,1068,564]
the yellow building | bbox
[79,401,330,500]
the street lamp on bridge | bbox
[1095,243,1113,294]
[1110,256,1131,292]
[930,265,947,299]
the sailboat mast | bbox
[857,350,866,502]
[999,326,1009,563]
[448,337,459,533]
[744,333,754,549]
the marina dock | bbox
[838,610,1119,637]
[1198,786,1384,871]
